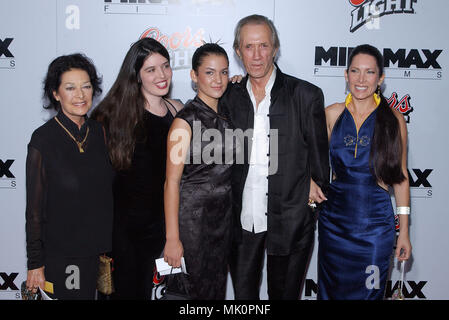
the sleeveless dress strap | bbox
[163,98,180,115]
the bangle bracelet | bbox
[396,206,410,215]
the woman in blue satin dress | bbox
[316,44,412,300]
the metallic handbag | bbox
[392,260,406,300]
[97,254,115,295]
[21,281,42,300]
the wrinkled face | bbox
[191,54,229,106]
[236,23,277,81]
[53,68,93,123]
[139,53,172,98]
[345,53,385,101]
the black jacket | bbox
[219,66,329,255]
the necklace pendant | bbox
[55,117,89,154]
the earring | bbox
[377,84,381,96]
[345,82,349,95]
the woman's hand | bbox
[395,232,412,261]
[230,74,243,84]
[163,238,184,268]
[26,266,45,294]
[309,178,327,205]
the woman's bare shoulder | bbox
[325,102,345,119]
[167,98,184,112]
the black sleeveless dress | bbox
[112,99,178,299]
[170,96,234,300]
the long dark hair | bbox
[91,38,170,170]
[348,44,405,185]
[43,53,102,111]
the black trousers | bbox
[229,229,314,300]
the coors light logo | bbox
[140,27,204,70]
[349,0,418,32]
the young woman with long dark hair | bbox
[92,38,183,299]
[316,44,411,300]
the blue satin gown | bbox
[318,105,395,300]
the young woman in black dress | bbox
[164,43,234,299]
[92,38,183,299]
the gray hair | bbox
[233,14,280,51]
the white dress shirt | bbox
[240,67,276,233]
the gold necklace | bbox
[54,116,90,153]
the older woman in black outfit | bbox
[25,53,113,299]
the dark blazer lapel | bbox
[239,75,254,131]
[269,65,284,113]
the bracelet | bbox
[396,206,410,215]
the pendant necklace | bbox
[55,116,89,153]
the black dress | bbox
[111,99,178,299]
[25,111,113,299]
[172,96,234,300]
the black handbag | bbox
[151,267,190,300]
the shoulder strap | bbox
[164,98,179,114]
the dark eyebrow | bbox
[350,66,376,70]
[63,80,91,85]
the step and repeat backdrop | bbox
[1,0,447,300]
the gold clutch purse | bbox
[97,254,115,295]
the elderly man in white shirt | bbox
[220,14,329,300]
